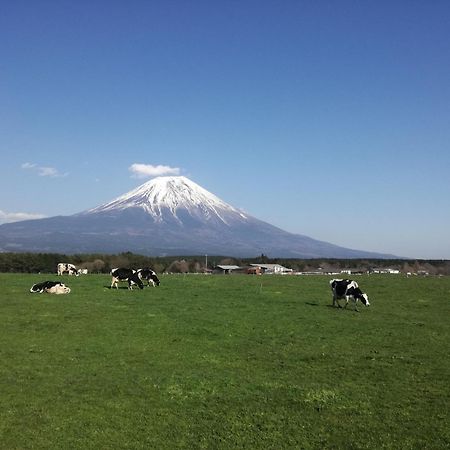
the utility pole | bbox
[205,254,208,269]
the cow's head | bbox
[359,293,370,306]
[130,277,144,290]
[150,274,160,286]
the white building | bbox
[371,268,400,274]
[250,264,293,274]
[214,265,242,274]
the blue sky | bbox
[1,1,449,259]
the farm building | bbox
[214,265,242,274]
[250,264,292,274]
[246,266,262,275]
[340,269,366,275]
[370,268,400,274]
[214,263,293,275]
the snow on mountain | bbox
[85,176,248,225]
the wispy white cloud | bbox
[0,210,47,224]
[21,162,36,170]
[129,163,181,179]
[21,162,68,178]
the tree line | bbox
[0,252,449,275]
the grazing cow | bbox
[330,279,370,311]
[137,268,160,287]
[57,263,79,276]
[30,281,71,294]
[110,268,144,290]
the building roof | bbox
[215,265,241,270]
[250,264,292,271]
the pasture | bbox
[0,273,449,449]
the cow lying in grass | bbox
[330,279,369,311]
[30,281,71,294]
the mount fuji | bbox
[0,176,393,258]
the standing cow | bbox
[57,263,79,276]
[330,279,370,311]
[137,268,160,287]
[110,268,144,290]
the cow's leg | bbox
[111,277,118,289]
[344,296,350,309]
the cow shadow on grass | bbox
[326,304,362,313]
[305,302,360,312]
[305,302,320,307]
[105,285,138,290]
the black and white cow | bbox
[330,279,370,311]
[57,263,79,276]
[30,281,71,294]
[110,268,144,290]
[137,268,160,287]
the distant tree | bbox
[256,253,270,263]
[82,259,105,273]
[219,257,237,266]
[188,260,202,273]
[109,255,131,270]
[166,260,189,273]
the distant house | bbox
[417,270,429,276]
[213,263,293,275]
[246,266,262,275]
[371,268,400,274]
[214,265,242,274]
[297,269,339,275]
[341,269,365,275]
[250,264,293,274]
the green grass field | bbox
[0,273,449,449]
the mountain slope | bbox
[0,176,394,258]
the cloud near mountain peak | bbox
[129,163,181,179]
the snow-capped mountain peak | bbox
[87,176,246,225]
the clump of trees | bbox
[0,252,449,275]
[0,252,162,274]
[0,252,211,274]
